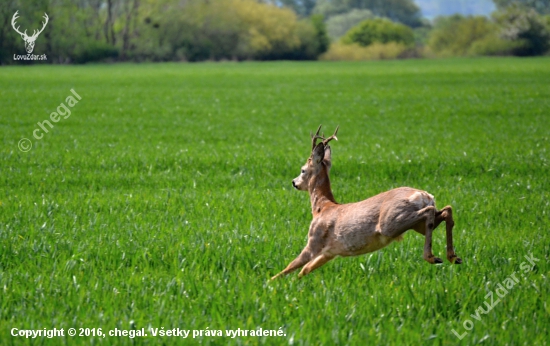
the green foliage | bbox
[321,41,409,60]
[310,14,330,54]
[0,0,330,64]
[493,0,550,15]
[1,0,549,62]
[468,34,526,55]
[0,0,111,64]
[313,0,354,17]
[325,9,375,40]
[271,13,330,60]
[413,22,433,45]
[1,58,550,344]
[72,41,119,64]
[314,0,422,27]
[129,0,330,62]
[342,18,415,47]
[134,0,329,61]
[375,0,422,27]
[427,15,497,56]
[274,0,317,17]
[493,4,550,55]
[427,7,550,57]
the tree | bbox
[493,4,550,55]
[136,0,328,61]
[493,0,550,15]
[286,15,330,59]
[310,14,330,53]
[314,0,422,27]
[427,15,497,56]
[278,0,317,17]
[326,9,374,39]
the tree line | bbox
[0,0,549,64]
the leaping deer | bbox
[11,11,49,54]
[271,125,462,280]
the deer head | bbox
[12,11,49,54]
[292,125,339,191]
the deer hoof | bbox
[425,255,443,264]
[448,254,462,264]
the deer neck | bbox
[309,168,336,215]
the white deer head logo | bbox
[11,11,49,54]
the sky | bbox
[414,0,496,19]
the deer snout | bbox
[292,180,298,189]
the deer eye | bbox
[301,169,305,174]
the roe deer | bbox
[271,125,462,280]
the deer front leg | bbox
[271,247,314,280]
[271,222,329,280]
[435,206,462,264]
[298,253,335,278]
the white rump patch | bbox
[408,191,435,209]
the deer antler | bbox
[322,125,339,147]
[11,11,27,38]
[310,125,323,151]
[310,125,338,151]
[30,13,48,39]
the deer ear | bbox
[312,143,324,164]
[323,145,332,170]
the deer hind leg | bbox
[434,206,462,264]
[412,206,443,264]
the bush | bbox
[469,35,527,56]
[72,41,119,64]
[427,15,496,57]
[320,42,409,61]
[342,18,415,47]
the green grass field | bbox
[1,58,549,345]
